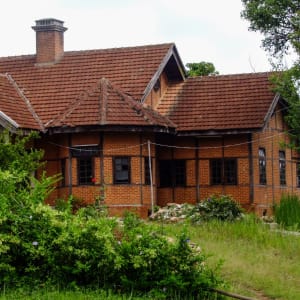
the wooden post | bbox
[148,140,154,214]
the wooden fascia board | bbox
[141,45,186,103]
[262,93,281,131]
[171,44,186,79]
[46,124,176,135]
[0,110,19,132]
[176,128,261,137]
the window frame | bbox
[259,148,267,185]
[279,150,286,186]
[158,159,186,188]
[297,161,300,188]
[77,156,94,185]
[71,145,99,186]
[210,158,237,185]
[113,156,131,185]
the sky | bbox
[0,0,274,74]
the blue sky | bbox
[0,0,273,74]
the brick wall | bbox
[39,132,156,216]
[39,103,300,217]
[251,104,300,215]
[155,112,300,215]
[36,31,64,64]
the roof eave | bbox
[45,124,176,135]
[176,128,262,137]
[0,111,19,132]
[262,93,281,131]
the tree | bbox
[241,0,300,58]
[0,131,59,213]
[241,1,300,146]
[185,62,219,77]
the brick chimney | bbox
[32,18,67,65]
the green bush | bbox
[0,132,223,298]
[274,194,300,230]
[0,208,223,298]
[194,195,243,222]
[116,213,223,298]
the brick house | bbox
[0,19,299,217]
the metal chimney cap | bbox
[32,18,67,32]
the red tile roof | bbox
[157,73,277,132]
[0,74,43,130]
[0,43,174,130]
[47,78,175,129]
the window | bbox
[224,159,237,184]
[114,157,130,184]
[279,151,286,185]
[144,158,151,185]
[78,157,93,185]
[297,162,300,188]
[210,158,237,185]
[211,159,222,185]
[159,160,186,187]
[175,160,186,186]
[259,148,267,185]
[71,145,99,186]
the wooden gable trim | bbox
[262,93,281,131]
[0,110,19,132]
[141,44,186,104]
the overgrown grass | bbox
[0,287,147,300]
[274,193,300,230]
[159,215,300,300]
[2,215,300,299]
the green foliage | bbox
[117,215,223,298]
[194,195,243,222]
[163,218,300,300]
[0,131,223,298]
[0,206,223,298]
[241,1,300,150]
[271,66,300,148]
[0,131,42,176]
[0,131,60,214]
[274,194,300,230]
[241,0,300,57]
[186,62,219,77]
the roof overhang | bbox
[176,128,262,137]
[0,110,19,132]
[45,124,176,135]
[262,93,282,131]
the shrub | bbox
[116,214,223,298]
[0,131,223,298]
[194,195,243,222]
[0,207,224,298]
[274,194,300,230]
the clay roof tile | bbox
[158,72,277,132]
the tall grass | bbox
[160,216,300,300]
[0,288,146,300]
[274,193,300,229]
